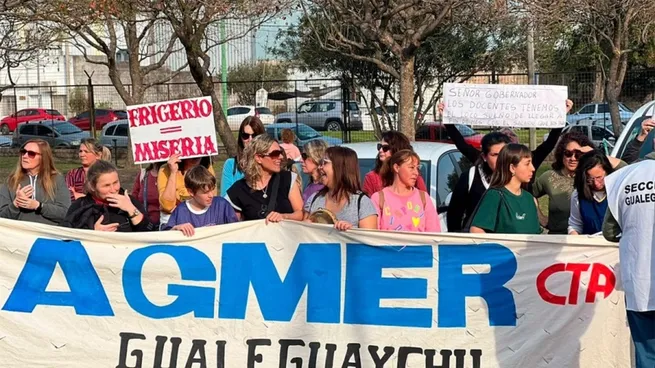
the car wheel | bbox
[325,120,343,132]
[0,124,9,135]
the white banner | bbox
[0,219,630,368]
[443,83,568,128]
[127,96,219,164]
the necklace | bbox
[261,184,269,199]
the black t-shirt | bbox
[225,171,295,221]
[447,167,487,232]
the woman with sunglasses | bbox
[301,140,328,202]
[62,160,155,232]
[363,131,426,196]
[304,146,378,231]
[0,139,71,225]
[220,117,265,197]
[65,138,111,201]
[158,154,214,229]
[225,135,303,222]
[568,151,615,235]
[371,150,440,232]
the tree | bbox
[151,0,285,156]
[526,0,655,136]
[228,61,290,105]
[298,0,503,139]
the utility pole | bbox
[220,22,228,116]
[527,20,536,150]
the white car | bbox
[342,141,471,231]
[226,105,274,129]
[611,99,655,159]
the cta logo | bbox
[536,263,616,305]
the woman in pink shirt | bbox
[279,129,302,161]
[371,149,440,232]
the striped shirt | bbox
[65,167,86,201]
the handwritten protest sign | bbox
[443,83,568,128]
[0,219,631,368]
[127,97,219,164]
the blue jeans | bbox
[627,310,655,368]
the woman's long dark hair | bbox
[479,132,512,178]
[234,116,265,174]
[574,150,614,201]
[373,131,413,173]
[552,131,595,171]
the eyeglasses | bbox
[240,132,259,140]
[301,153,308,161]
[259,149,284,159]
[564,149,583,159]
[587,174,606,184]
[377,143,391,152]
[319,158,332,166]
[20,149,41,159]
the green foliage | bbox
[227,61,290,105]
[68,87,88,115]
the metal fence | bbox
[1,69,654,146]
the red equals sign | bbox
[160,126,182,134]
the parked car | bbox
[567,102,633,125]
[0,108,65,135]
[342,141,471,231]
[0,136,12,147]
[275,100,363,132]
[544,120,617,153]
[68,109,127,131]
[100,120,129,148]
[416,122,484,149]
[265,123,342,149]
[12,120,90,148]
[226,105,274,129]
[611,99,655,160]
[366,105,433,127]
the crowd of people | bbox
[0,111,653,239]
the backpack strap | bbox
[378,190,385,214]
[357,192,365,219]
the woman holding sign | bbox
[470,144,541,234]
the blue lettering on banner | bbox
[1,239,519,329]
[2,239,113,316]
[344,244,433,328]
[438,243,517,327]
[123,245,216,319]
[219,243,341,323]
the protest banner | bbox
[443,83,569,128]
[0,219,630,368]
[127,96,219,164]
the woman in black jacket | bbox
[61,160,155,232]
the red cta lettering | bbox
[536,263,616,305]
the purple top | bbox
[303,182,325,203]
[164,197,238,230]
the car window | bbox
[436,153,457,207]
[28,110,40,116]
[46,109,61,116]
[105,126,116,136]
[348,102,360,112]
[619,103,633,113]
[54,123,82,135]
[18,125,34,134]
[114,110,127,118]
[227,108,239,116]
[296,125,320,140]
[78,111,90,119]
[96,109,109,116]
[16,110,27,117]
[317,102,332,112]
[298,104,313,113]
[598,104,609,114]
[416,125,431,140]
[34,125,53,136]
[255,107,272,115]
[579,105,595,114]
[114,124,128,136]
[265,128,280,140]
[357,159,376,183]
[455,124,476,137]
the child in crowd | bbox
[280,129,302,161]
[164,165,238,236]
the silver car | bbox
[100,120,129,148]
[274,100,363,131]
[12,120,90,148]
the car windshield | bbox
[53,122,82,135]
[619,103,633,113]
[115,110,127,118]
[256,107,272,115]
[297,125,321,140]
[455,124,476,137]
[46,109,61,116]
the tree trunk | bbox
[592,64,605,102]
[185,47,238,157]
[605,55,624,137]
[398,55,416,140]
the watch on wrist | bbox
[129,208,141,219]
[36,202,43,213]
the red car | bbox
[69,109,127,131]
[415,122,483,149]
[0,108,65,135]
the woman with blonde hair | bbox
[66,138,109,200]
[0,139,71,225]
[225,134,304,222]
[301,139,328,202]
[220,116,265,196]
[371,149,440,232]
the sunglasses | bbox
[240,132,259,140]
[301,153,308,161]
[377,143,391,152]
[20,149,41,159]
[564,149,583,159]
[259,149,284,159]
